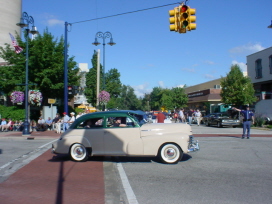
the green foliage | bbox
[115,85,141,110]
[0,105,25,121]
[220,64,257,106]
[85,51,122,107]
[149,86,188,111]
[0,29,80,102]
[254,113,266,127]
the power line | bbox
[72,2,180,25]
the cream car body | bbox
[52,110,199,164]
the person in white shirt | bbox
[76,112,82,119]
[37,116,46,131]
[193,109,202,126]
[179,109,185,123]
[68,112,76,125]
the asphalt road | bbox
[0,125,271,204]
[119,136,272,204]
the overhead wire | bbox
[71,2,181,25]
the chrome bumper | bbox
[188,135,200,152]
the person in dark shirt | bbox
[113,118,127,127]
[187,109,194,126]
[233,106,254,139]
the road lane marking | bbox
[117,163,139,204]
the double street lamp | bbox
[92,32,116,90]
[16,12,39,135]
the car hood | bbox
[140,123,192,137]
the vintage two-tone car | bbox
[52,110,199,164]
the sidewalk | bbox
[0,130,62,139]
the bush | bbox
[0,105,25,121]
[254,113,266,127]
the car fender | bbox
[53,135,91,154]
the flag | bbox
[9,33,23,54]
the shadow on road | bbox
[49,153,192,164]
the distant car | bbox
[201,114,212,124]
[52,110,199,164]
[205,112,240,128]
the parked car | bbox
[205,112,240,128]
[52,110,199,164]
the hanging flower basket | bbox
[98,90,110,104]
[29,90,43,106]
[10,91,24,104]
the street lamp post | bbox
[268,20,272,28]
[92,32,116,91]
[16,12,38,136]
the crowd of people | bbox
[171,108,203,126]
[0,111,85,134]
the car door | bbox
[103,116,142,155]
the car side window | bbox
[107,117,128,128]
[75,117,104,129]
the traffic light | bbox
[169,7,179,32]
[180,5,196,31]
[72,85,79,95]
[68,85,73,95]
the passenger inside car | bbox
[112,117,127,127]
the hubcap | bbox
[166,148,175,158]
[75,147,84,157]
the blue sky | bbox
[23,0,272,97]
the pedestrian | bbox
[37,116,46,131]
[187,109,194,126]
[68,112,76,125]
[232,106,254,139]
[63,112,70,131]
[30,120,37,132]
[179,108,185,123]
[76,112,83,119]
[193,109,202,126]
[45,117,53,130]
[52,113,61,131]
[173,111,178,123]
[157,111,166,123]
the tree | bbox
[116,85,141,110]
[0,29,80,103]
[171,87,188,109]
[220,64,256,107]
[85,51,122,107]
[85,51,101,106]
[149,86,188,111]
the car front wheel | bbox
[217,122,222,128]
[159,143,182,164]
[70,143,89,162]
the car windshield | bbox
[219,113,230,118]
[127,112,148,126]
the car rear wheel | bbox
[70,143,89,162]
[205,121,210,126]
[159,143,182,164]
[217,122,222,128]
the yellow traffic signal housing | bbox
[169,7,180,32]
[179,5,196,31]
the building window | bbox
[269,55,272,74]
[255,59,262,78]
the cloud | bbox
[229,43,265,55]
[204,60,215,65]
[231,60,247,72]
[47,19,64,26]
[132,83,152,98]
[181,68,196,72]
[158,81,165,88]
[204,74,215,79]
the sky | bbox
[22,0,272,98]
